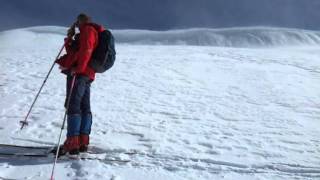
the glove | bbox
[67,23,76,38]
[59,65,68,71]
[55,54,67,64]
[71,68,77,76]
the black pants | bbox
[66,75,91,115]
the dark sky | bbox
[0,0,319,31]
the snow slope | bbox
[0,26,320,180]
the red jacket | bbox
[56,37,78,69]
[57,23,105,81]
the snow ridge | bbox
[2,26,320,47]
[115,27,320,47]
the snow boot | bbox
[63,136,80,155]
[79,134,89,152]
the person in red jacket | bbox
[56,13,105,155]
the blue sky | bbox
[0,0,319,31]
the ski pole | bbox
[50,75,76,180]
[20,44,65,130]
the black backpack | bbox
[90,27,116,73]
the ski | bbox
[0,144,53,157]
[0,144,136,163]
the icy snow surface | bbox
[0,26,319,179]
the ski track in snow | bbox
[0,27,320,179]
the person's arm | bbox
[55,38,77,68]
[64,37,73,53]
[74,26,97,74]
[55,54,68,66]
[65,23,76,52]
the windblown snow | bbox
[0,26,319,180]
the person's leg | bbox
[64,75,88,154]
[79,80,92,152]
